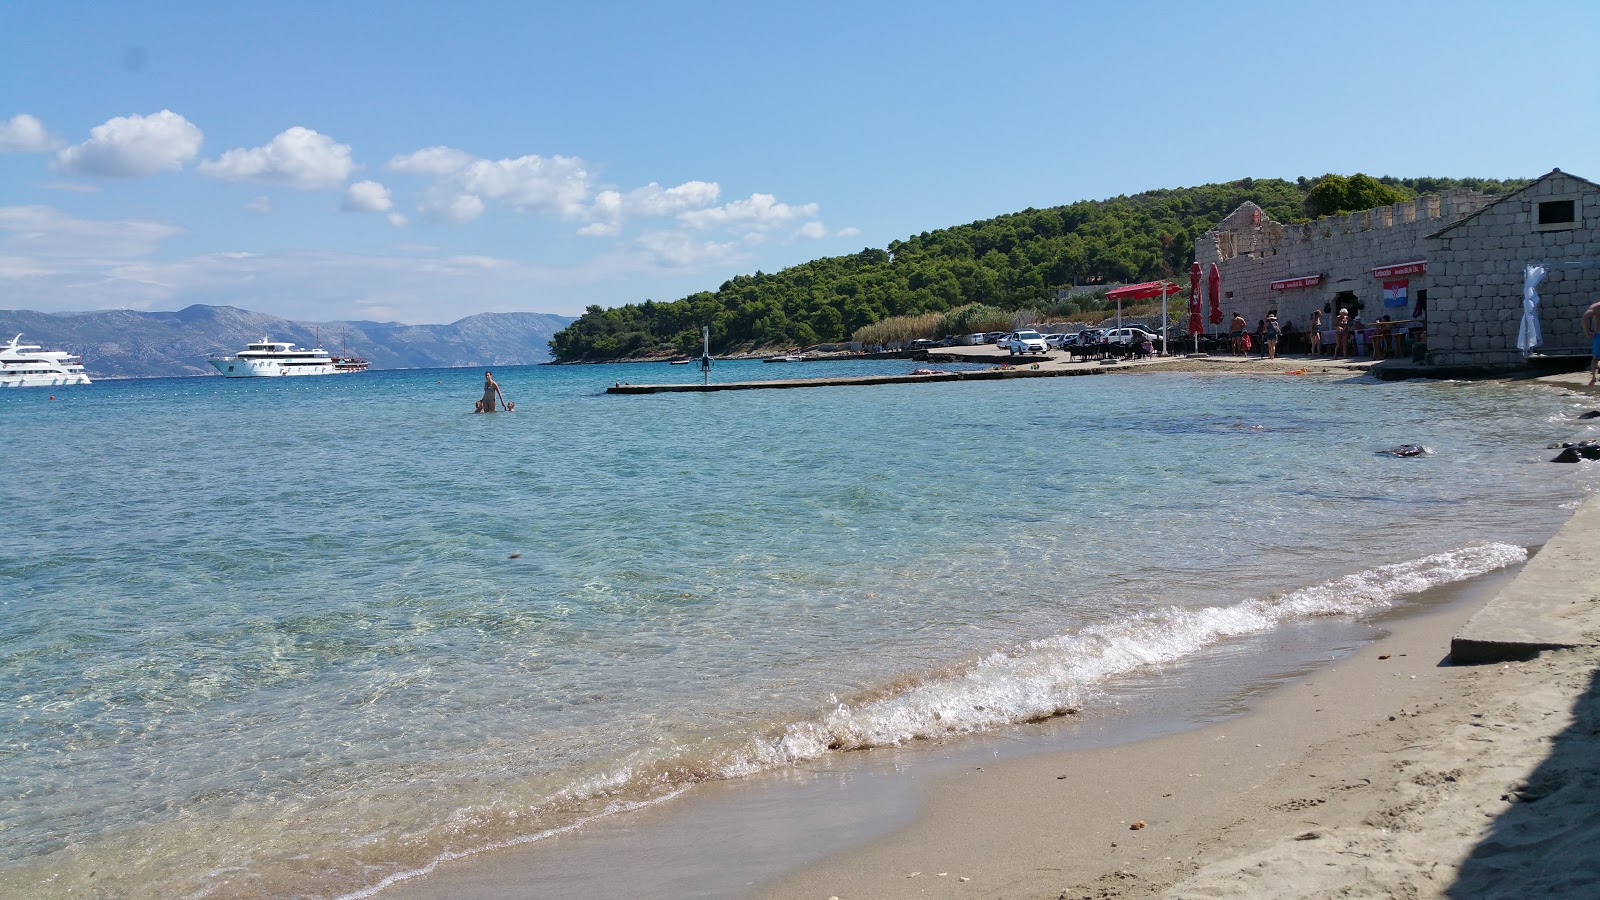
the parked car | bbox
[965,332,988,346]
[1078,328,1106,344]
[1006,330,1049,355]
[908,338,937,350]
[1103,326,1157,346]
[1044,332,1072,349]
[985,331,1008,345]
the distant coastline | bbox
[1,304,574,379]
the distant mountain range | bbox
[0,305,576,378]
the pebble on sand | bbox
[1131,820,1147,830]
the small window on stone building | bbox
[1535,198,1579,232]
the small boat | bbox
[0,334,92,388]
[669,358,692,365]
[762,353,804,363]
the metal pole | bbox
[1160,284,1168,356]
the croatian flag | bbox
[1383,279,1409,309]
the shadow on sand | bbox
[1445,663,1600,897]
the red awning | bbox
[1371,260,1427,278]
[1105,280,1183,301]
[1269,274,1323,291]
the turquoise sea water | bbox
[2,360,1596,898]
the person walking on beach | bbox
[1334,308,1351,356]
[1584,298,1600,386]
[1229,312,1246,356]
[477,370,506,413]
[1264,313,1280,359]
[1310,309,1323,356]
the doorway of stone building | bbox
[1328,290,1361,316]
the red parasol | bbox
[1187,262,1203,336]
[1207,263,1223,326]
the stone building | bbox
[1193,169,1599,369]
[1425,170,1600,367]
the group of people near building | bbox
[1225,307,1415,361]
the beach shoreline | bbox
[373,509,1598,899]
[752,498,1600,900]
[367,371,1600,900]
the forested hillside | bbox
[549,175,1523,361]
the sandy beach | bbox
[380,363,1599,900]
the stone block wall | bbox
[1425,172,1600,367]
[1194,189,1493,335]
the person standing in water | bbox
[477,371,506,412]
[1584,298,1600,386]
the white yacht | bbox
[209,337,369,378]
[0,334,92,388]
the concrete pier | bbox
[605,364,1110,394]
[1451,494,1600,663]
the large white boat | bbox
[209,337,369,378]
[0,334,92,388]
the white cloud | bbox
[634,230,741,268]
[342,180,392,213]
[199,126,356,190]
[581,180,721,236]
[678,193,820,233]
[0,113,61,152]
[0,205,183,259]
[245,195,273,214]
[386,211,408,228]
[388,146,595,223]
[53,110,202,177]
[796,221,827,240]
[42,182,102,193]
[836,226,861,238]
[387,146,478,177]
[417,187,485,224]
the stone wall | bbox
[1425,171,1600,367]
[1193,190,1492,335]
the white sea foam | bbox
[350,544,1528,898]
[725,543,1526,770]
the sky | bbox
[2,0,1596,325]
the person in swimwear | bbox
[1229,312,1247,356]
[1333,308,1351,356]
[478,371,506,413]
[1583,298,1600,386]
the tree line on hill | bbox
[548,175,1524,362]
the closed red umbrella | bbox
[1207,263,1223,328]
[1187,262,1204,337]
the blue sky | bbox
[2,0,1595,324]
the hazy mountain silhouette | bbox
[0,305,576,378]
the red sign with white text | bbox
[1371,260,1427,278]
[1269,274,1323,291]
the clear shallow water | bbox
[1,361,1596,898]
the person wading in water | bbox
[476,371,507,412]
